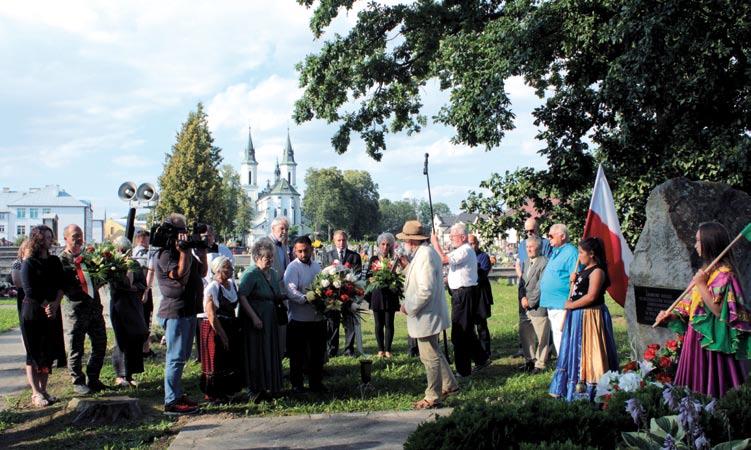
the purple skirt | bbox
[674,325,749,398]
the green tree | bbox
[218,164,254,242]
[155,103,225,228]
[379,198,417,234]
[411,199,451,226]
[295,0,751,244]
[302,168,381,239]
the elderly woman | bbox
[238,238,284,400]
[199,256,242,402]
[365,232,401,358]
[110,236,148,387]
[20,225,66,407]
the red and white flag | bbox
[582,165,633,306]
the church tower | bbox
[279,128,297,187]
[240,125,259,201]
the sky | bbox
[0,1,548,220]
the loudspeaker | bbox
[136,183,158,202]
[117,181,137,201]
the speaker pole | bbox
[125,207,136,242]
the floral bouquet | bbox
[641,336,683,384]
[75,242,140,287]
[364,257,404,302]
[305,261,366,315]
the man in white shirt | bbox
[432,223,490,377]
[284,236,326,393]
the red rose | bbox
[659,356,672,369]
[666,340,678,351]
[655,373,672,384]
[647,344,660,351]
[324,289,334,297]
[344,262,351,268]
[621,361,638,372]
[644,348,657,361]
[340,294,349,302]
[102,251,113,259]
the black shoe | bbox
[87,379,108,392]
[517,361,534,372]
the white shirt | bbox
[284,258,322,322]
[203,279,238,308]
[447,243,478,289]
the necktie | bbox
[340,250,345,262]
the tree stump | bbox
[67,396,142,425]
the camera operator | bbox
[155,213,208,415]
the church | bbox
[240,126,305,245]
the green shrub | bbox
[716,383,751,440]
[404,398,623,449]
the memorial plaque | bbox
[634,285,684,326]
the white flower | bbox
[618,372,642,392]
[305,291,316,301]
[321,279,330,288]
[323,266,337,275]
[639,360,655,378]
[595,371,619,399]
[333,280,342,289]
[345,273,356,282]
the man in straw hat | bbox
[397,220,458,409]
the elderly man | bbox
[518,236,550,373]
[132,229,156,358]
[269,217,291,358]
[539,223,579,353]
[325,230,362,357]
[59,224,108,395]
[432,223,489,377]
[284,236,326,393]
[398,221,457,409]
[468,234,493,359]
[515,218,551,278]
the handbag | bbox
[260,271,288,326]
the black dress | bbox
[110,270,148,378]
[20,255,67,371]
[365,256,400,312]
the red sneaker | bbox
[179,395,199,407]
[164,402,199,415]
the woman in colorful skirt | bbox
[199,256,242,402]
[655,222,750,397]
[549,237,619,401]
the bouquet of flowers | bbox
[641,335,683,384]
[305,261,366,315]
[364,257,404,302]
[75,242,140,287]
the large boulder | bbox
[624,178,751,359]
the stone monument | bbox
[624,178,751,359]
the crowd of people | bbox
[8,212,750,414]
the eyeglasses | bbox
[548,234,555,238]
[525,229,536,234]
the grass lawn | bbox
[0,297,16,305]
[1,282,631,449]
[0,304,19,333]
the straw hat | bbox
[396,220,429,241]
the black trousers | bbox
[475,318,491,359]
[287,319,326,389]
[372,310,395,352]
[451,286,488,376]
[325,310,356,356]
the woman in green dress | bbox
[238,238,284,400]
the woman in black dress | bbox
[110,236,147,387]
[20,225,66,407]
[366,232,401,358]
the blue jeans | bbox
[160,316,196,405]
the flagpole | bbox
[652,229,748,328]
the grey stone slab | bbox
[0,328,28,402]
[170,408,453,450]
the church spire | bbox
[281,128,296,165]
[244,125,257,164]
[274,159,280,182]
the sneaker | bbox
[179,395,198,407]
[164,402,199,415]
[87,379,108,392]
[73,383,91,395]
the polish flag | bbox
[582,165,634,306]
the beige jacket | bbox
[403,243,450,338]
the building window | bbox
[274,210,278,218]
[0,212,7,220]
[248,171,252,184]
[30,208,39,219]
[288,173,291,184]
[42,208,51,214]
[16,208,25,219]
[284,209,288,217]
[0,225,4,233]
[17,225,25,236]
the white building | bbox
[0,185,94,243]
[240,127,306,245]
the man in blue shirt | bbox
[539,223,579,354]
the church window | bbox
[288,172,291,184]
[284,209,288,217]
[248,171,252,184]
[274,210,277,218]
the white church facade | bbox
[240,127,306,245]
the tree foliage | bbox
[378,198,417,234]
[295,0,751,245]
[218,164,254,243]
[302,167,380,239]
[155,103,225,229]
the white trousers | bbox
[547,308,566,354]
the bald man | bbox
[59,224,108,395]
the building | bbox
[240,126,305,245]
[103,218,148,241]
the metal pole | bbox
[125,206,136,242]
[423,153,450,363]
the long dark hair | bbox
[698,222,735,271]
[580,236,610,289]
[28,225,53,258]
